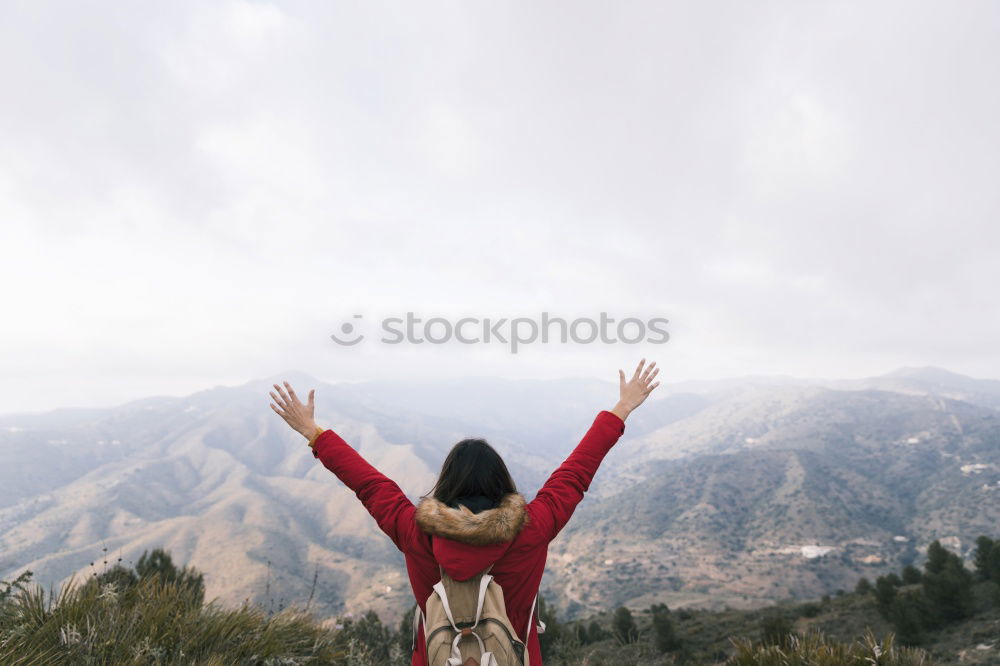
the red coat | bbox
[311,410,626,665]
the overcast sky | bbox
[1,1,998,414]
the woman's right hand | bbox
[612,359,660,421]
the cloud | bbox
[1,0,998,412]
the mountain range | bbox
[1,367,997,624]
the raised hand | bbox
[269,381,319,439]
[612,359,660,421]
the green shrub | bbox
[0,574,347,664]
[726,628,931,665]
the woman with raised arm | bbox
[269,360,660,666]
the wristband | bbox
[307,425,326,449]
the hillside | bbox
[552,387,1000,617]
[1,368,998,627]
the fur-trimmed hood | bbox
[415,492,528,546]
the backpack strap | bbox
[525,593,547,641]
[431,566,499,665]
[411,603,425,652]
[432,572,494,631]
[472,573,493,627]
[432,580,461,631]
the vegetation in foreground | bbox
[3,536,999,664]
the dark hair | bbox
[427,438,517,507]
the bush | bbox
[0,574,347,664]
[726,628,931,665]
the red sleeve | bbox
[311,429,418,553]
[526,410,626,542]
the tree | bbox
[536,595,562,658]
[80,548,204,607]
[855,577,873,595]
[874,575,898,618]
[651,605,681,653]
[922,553,974,624]
[570,622,589,645]
[0,570,33,605]
[759,612,793,649]
[888,590,928,645]
[94,564,138,590]
[135,548,205,606]
[924,540,950,575]
[398,605,416,656]
[587,620,606,643]
[336,610,393,661]
[901,565,922,585]
[974,537,994,580]
[973,535,1000,584]
[612,606,638,645]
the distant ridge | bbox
[1,367,998,623]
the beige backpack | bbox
[412,565,545,666]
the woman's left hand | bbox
[269,381,318,439]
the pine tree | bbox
[974,535,1000,585]
[874,575,898,618]
[925,540,950,575]
[587,620,606,643]
[571,621,589,645]
[901,565,922,585]
[536,595,562,658]
[135,548,205,605]
[973,536,994,580]
[612,606,638,645]
[651,605,681,653]
[759,612,793,649]
[888,590,928,645]
[398,605,416,655]
[337,610,393,661]
[923,561,974,624]
[855,577,873,595]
